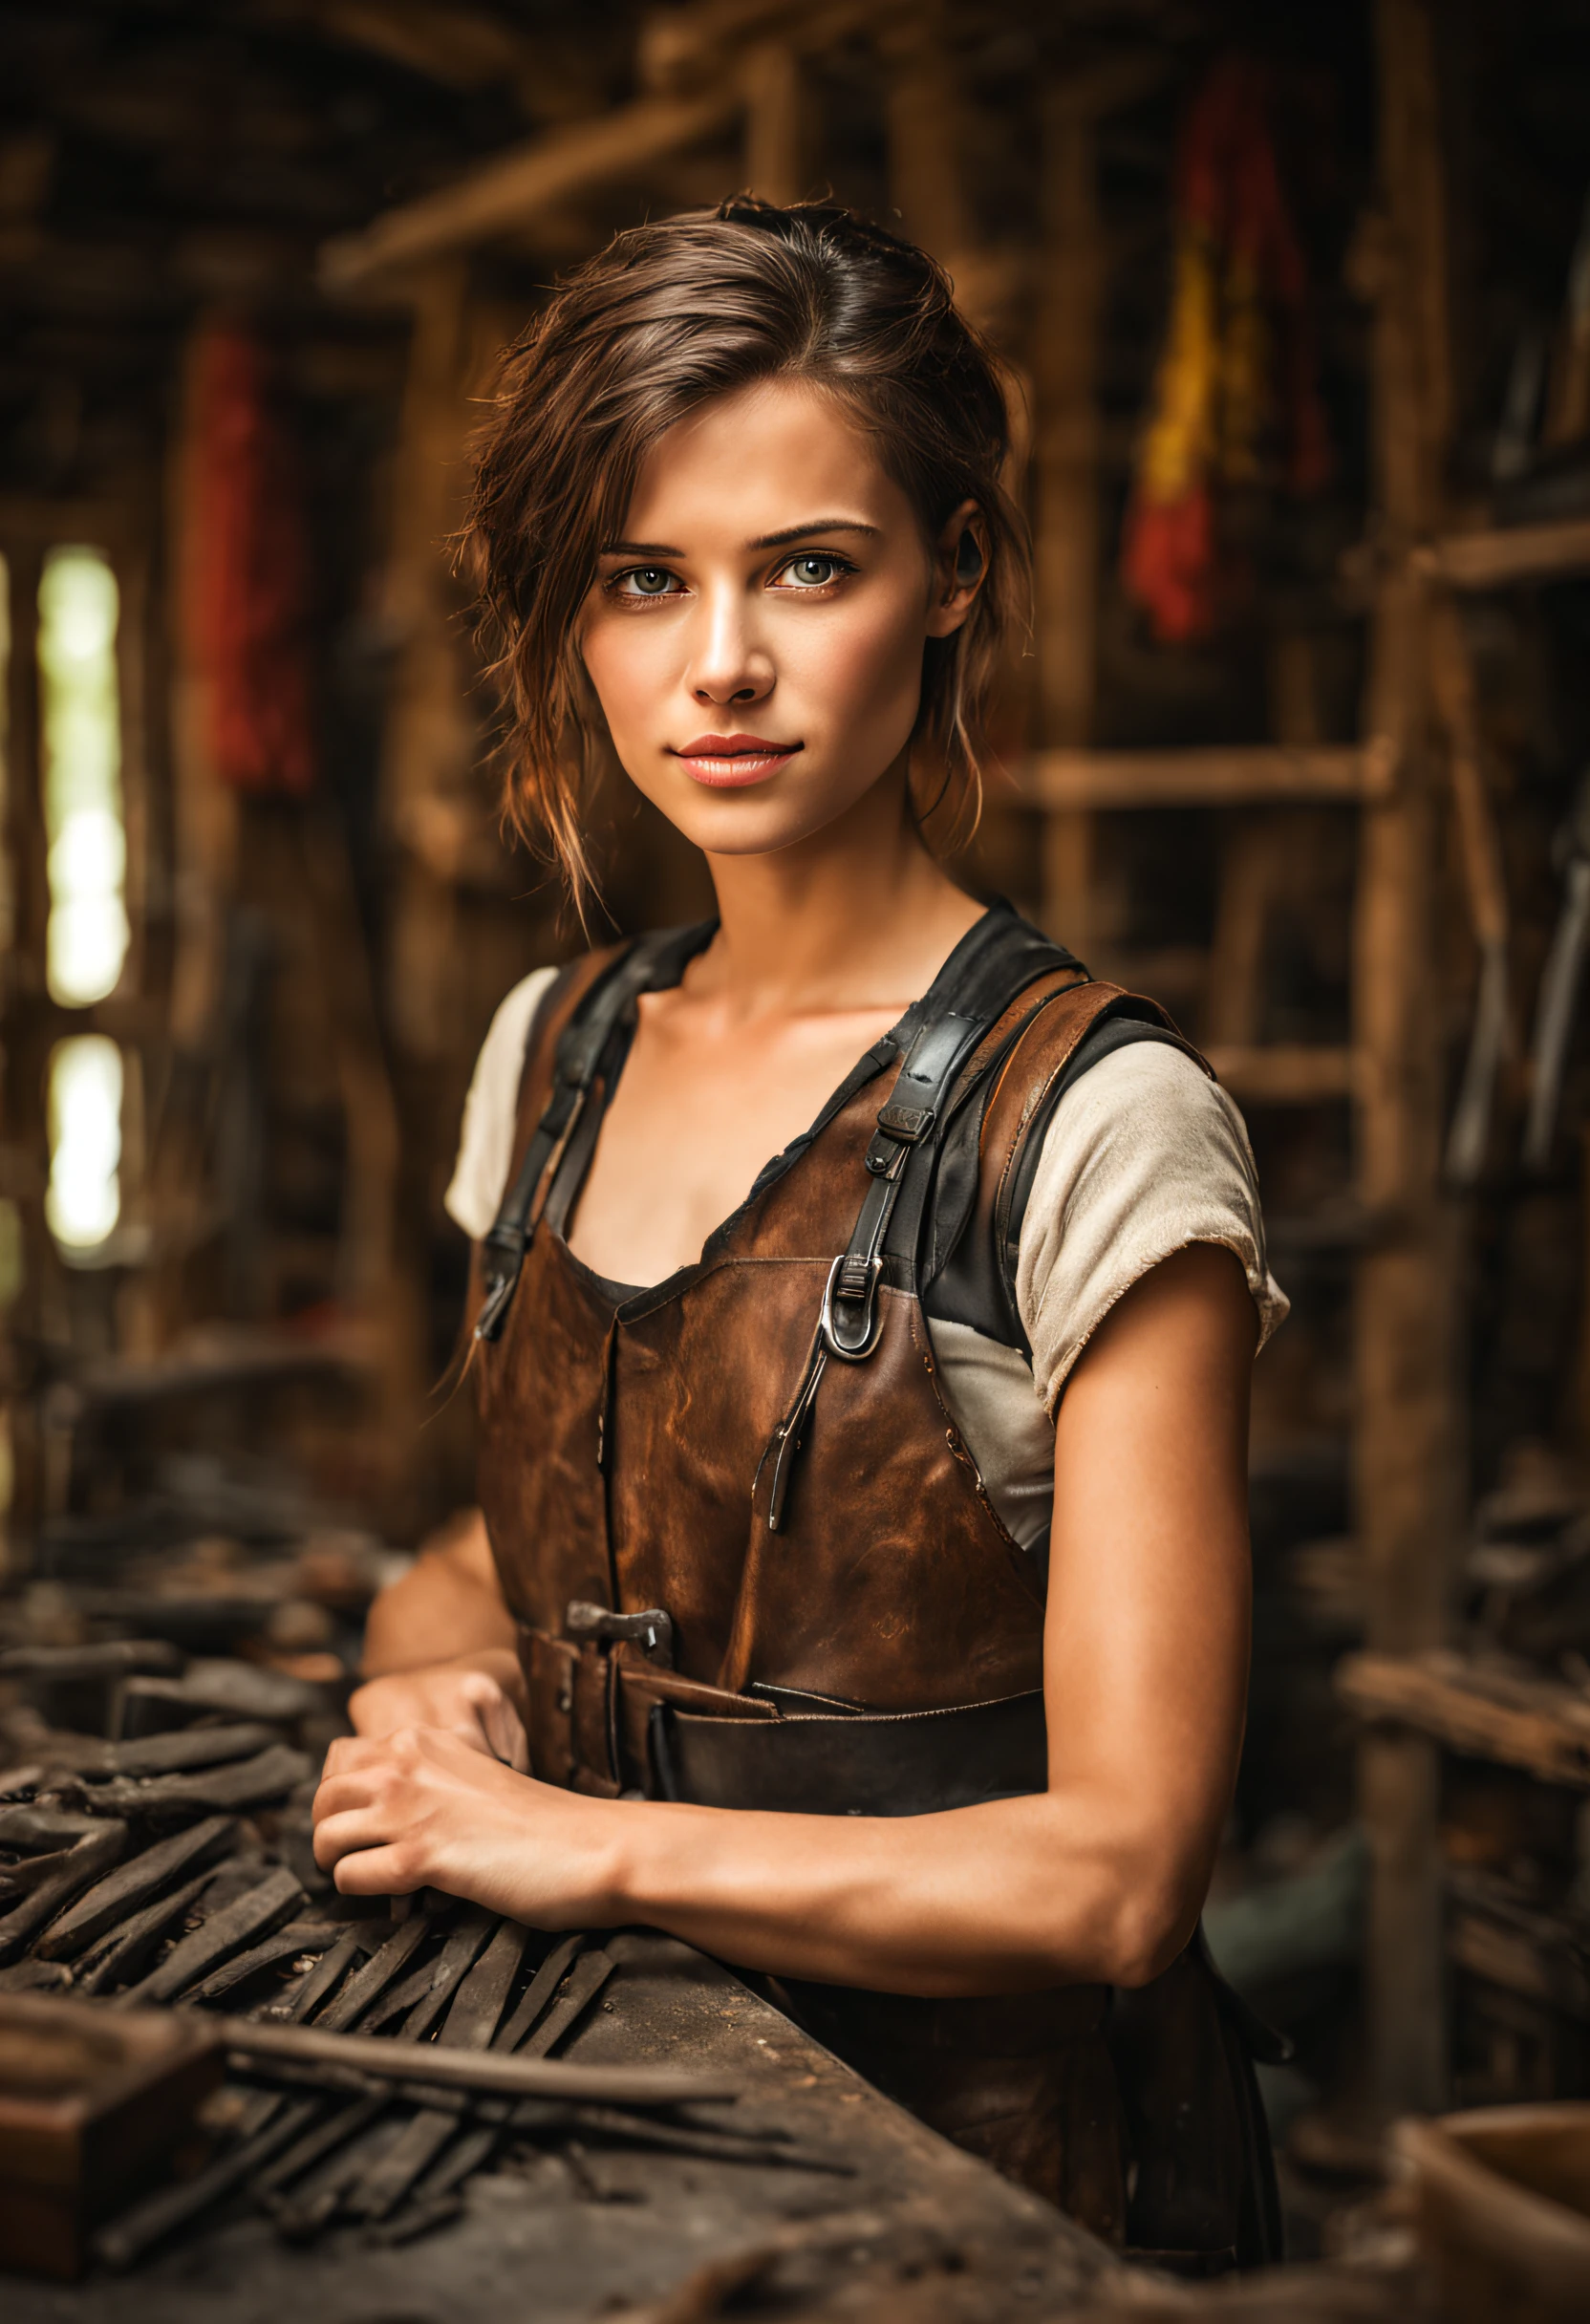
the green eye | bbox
[785,556,838,587]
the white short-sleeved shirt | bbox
[445,968,1288,1553]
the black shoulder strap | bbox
[759,905,1086,1528]
[924,1001,1206,1355]
[824,906,1085,1353]
[473,922,714,1343]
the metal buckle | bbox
[820,1252,885,1361]
[473,1257,521,1343]
[565,1601,675,1669]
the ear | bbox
[926,499,988,639]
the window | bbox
[38,545,127,1007]
[35,547,129,1255]
[45,1034,122,1252]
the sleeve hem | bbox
[1037,1232,1290,1417]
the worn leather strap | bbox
[827,1009,985,1352]
[474,922,714,1341]
[519,1626,776,1794]
[650,1688,1047,1816]
[762,906,1089,1509]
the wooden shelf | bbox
[1021,743,1384,810]
[1414,515,1590,592]
[1338,1649,1590,1789]
[1206,1044,1356,1103]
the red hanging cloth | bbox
[1121,58,1331,644]
[184,323,317,796]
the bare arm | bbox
[351,1507,527,1768]
[360,1507,517,1677]
[315,1244,1254,1993]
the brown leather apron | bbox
[471,905,1283,2270]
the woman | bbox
[313,199,1288,2268]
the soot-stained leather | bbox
[474,949,1123,1712]
[469,915,1279,2268]
[652,1687,1048,1816]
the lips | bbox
[671,732,803,788]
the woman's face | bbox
[579,379,981,859]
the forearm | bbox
[589,1783,1205,1996]
[361,1507,518,1678]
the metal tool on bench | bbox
[1524,769,1590,1171]
[0,1647,855,2272]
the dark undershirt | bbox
[585,1264,645,1308]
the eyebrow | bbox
[748,518,881,549]
[599,518,881,558]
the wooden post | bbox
[166,329,241,1061]
[0,537,49,1566]
[879,7,988,322]
[1034,88,1101,964]
[742,40,808,205]
[382,261,476,1069]
[1353,0,1461,2117]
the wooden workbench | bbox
[4,1931,1122,2323]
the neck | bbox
[693,757,985,1017]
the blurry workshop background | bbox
[2,0,1590,2255]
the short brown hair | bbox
[463,197,1026,911]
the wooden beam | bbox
[1034,88,1100,964]
[1361,1729,1445,2119]
[1352,0,1461,2120]
[1205,1046,1356,1105]
[1414,515,1590,592]
[880,8,972,262]
[319,89,744,289]
[1205,822,1285,1051]
[1358,0,1458,1677]
[0,536,49,1563]
[741,41,809,206]
[1339,1651,1590,1789]
[275,0,544,94]
[639,0,904,97]
[1023,744,1379,810]
[380,261,474,1064]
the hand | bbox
[347,1651,529,1773]
[312,1724,618,1924]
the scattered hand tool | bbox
[77,1743,313,1821]
[312,1907,433,2032]
[220,2014,740,2105]
[273,1925,363,2022]
[118,1865,306,2007]
[35,1814,236,1959]
[189,1921,348,2004]
[74,1868,222,1997]
[343,1915,533,2221]
[0,1823,127,1966]
[0,1653,781,2275]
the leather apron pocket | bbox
[519,1628,775,1796]
[520,1629,619,1797]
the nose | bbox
[687,582,773,708]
